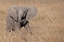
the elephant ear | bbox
[8,6,18,21]
[26,6,37,21]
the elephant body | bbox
[6,6,37,32]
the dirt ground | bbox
[0,0,64,42]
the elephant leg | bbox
[6,21,14,32]
[6,25,11,32]
[6,17,11,32]
[6,26,15,32]
[6,17,15,32]
[24,21,30,32]
[14,22,21,31]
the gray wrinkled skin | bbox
[6,6,37,32]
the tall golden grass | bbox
[0,0,64,42]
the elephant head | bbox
[8,6,37,23]
[18,6,37,23]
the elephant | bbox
[6,6,37,32]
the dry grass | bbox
[0,0,64,42]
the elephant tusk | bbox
[10,16,18,22]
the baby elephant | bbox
[6,6,37,32]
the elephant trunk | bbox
[18,10,23,22]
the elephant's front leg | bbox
[24,21,31,33]
[14,22,21,31]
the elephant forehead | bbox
[18,10,23,14]
[17,7,26,11]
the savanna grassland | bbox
[0,0,64,42]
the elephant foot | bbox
[6,28,15,32]
[12,28,15,31]
[6,28,11,32]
